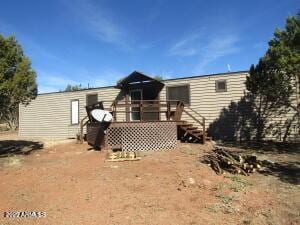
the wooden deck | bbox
[82,100,207,150]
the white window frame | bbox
[71,99,79,125]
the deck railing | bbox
[79,115,89,143]
[183,106,206,144]
[109,100,185,122]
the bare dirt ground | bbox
[0,132,299,225]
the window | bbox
[215,80,227,92]
[167,85,190,105]
[71,100,79,125]
[86,94,98,106]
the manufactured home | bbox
[19,70,299,146]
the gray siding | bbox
[161,72,248,126]
[19,87,125,139]
[263,78,299,141]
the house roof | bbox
[116,70,164,88]
[162,70,249,82]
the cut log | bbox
[205,146,262,176]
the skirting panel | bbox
[86,123,105,148]
[106,122,177,151]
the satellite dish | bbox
[91,109,113,122]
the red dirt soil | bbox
[0,138,299,225]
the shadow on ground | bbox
[221,141,300,155]
[259,160,300,185]
[0,140,43,157]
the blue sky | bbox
[0,0,298,93]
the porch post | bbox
[140,101,143,121]
[167,101,171,120]
[125,90,130,122]
[202,117,206,144]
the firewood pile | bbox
[205,146,262,176]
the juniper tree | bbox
[246,12,300,141]
[64,84,82,92]
[0,34,37,130]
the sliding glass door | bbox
[129,89,142,121]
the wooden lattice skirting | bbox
[86,121,178,151]
[106,122,177,151]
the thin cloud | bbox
[37,70,78,93]
[38,86,60,94]
[23,39,65,65]
[37,69,124,93]
[168,32,202,56]
[66,0,129,47]
[146,0,162,22]
[194,35,240,73]
[88,70,124,88]
[169,30,241,73]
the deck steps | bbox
[179,124,193,127]
[178,123,208,143]
[186,127,198,130]
[192,130,203,135]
